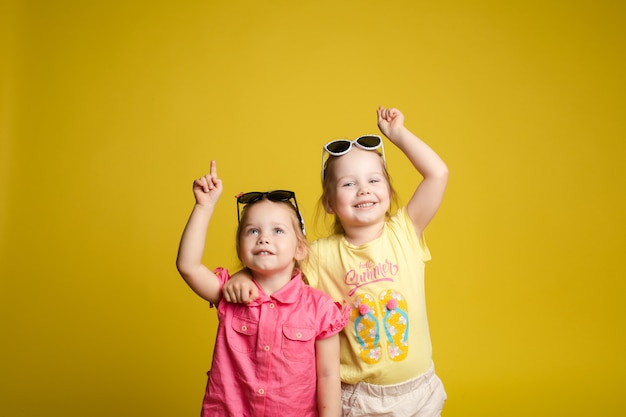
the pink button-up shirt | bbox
[201,268,348,417]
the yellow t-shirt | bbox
[303,207,433,385]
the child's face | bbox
[326,147,391,229]
[238,200,305,276]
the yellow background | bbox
[2,1,625,416]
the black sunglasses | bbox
[236,190,305,234]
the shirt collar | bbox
[248,269,305,306]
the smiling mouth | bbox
[355,202,375,209]
[254,250,274,255]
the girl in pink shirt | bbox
[176,161,348,417]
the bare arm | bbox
[176,161,223,304]
[377,106,449,236]
[315,334,341,417]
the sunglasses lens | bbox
[266,190,293,202]
[325,140,352,155]
[238,192,263,204]
[356,135,381,148]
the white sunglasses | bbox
[321,135,386,182]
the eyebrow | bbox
[242,221,293,230]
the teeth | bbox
[356,202,374,208]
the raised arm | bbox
[377,106,449,236]
[176,160,223,304]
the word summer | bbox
[345,259,399,295]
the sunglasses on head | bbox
[236,190,305,234]
[321,135,386,182]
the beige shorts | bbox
[341,364,447,417]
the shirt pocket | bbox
[282,325,316,362]
[227,316,259,353]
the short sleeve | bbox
[316,297,350,340]
[390,207,432,263]
[213,267,231,286]
[210,267,230,309]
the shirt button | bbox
[258,388,265,395]
[241,325,247,331]
[269,303,275,308]
[296,332,303,339]
[264,345,271,351]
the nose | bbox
[358,185,371,195]
[256,233,269,244]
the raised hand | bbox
[192,160,223,206]
[376,106,406,142]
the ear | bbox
[323,199,335,214]
[294,241,309,262]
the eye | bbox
[273,227,285,235]
[246,228,259,236]
[342,181,355,187]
